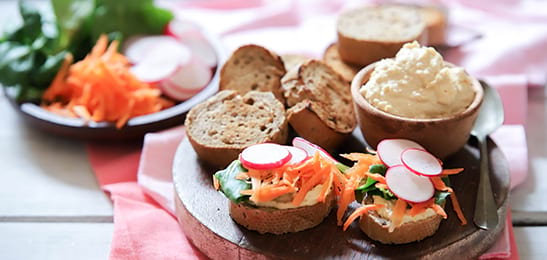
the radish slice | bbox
[401,148,443,177]
[292,137,337,164]
[385,165,435,203]
[377,139,425,167]
[240,143,292,170]
[127,36,191,83]
[165,19,217,68]
[167,58,212,94]
[159,80,199,101]
[284,146,309,166]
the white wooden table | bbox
[1,1,546,259]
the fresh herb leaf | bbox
[214,160,251,204]
[369,164,387,175]
[435,191,451,205]
[335,162,350,173]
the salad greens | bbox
[0,0,173,102]
[214,160,251,204]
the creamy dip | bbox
[253,185,324,209]
[360,41,475,119]
[373,195,436,224]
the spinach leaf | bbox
[369,164,387,175]
[214,160,251,204]
[435,191,451,205]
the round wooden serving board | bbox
[173,132,510,260]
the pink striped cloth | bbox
[87,0,547,258]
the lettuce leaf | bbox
[214,160,251,204]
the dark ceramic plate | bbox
[3,28,225,141]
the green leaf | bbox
[369,164,388,175]
[32,50,67,87]
[435,191,451,205]
[0,42,34,87]
[214,160,251,204]
[335,162,350,173]
[51,0,94,50]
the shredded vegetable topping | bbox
[42,35,173,128]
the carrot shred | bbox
[431,203,448,219]
[213,176,220,191]
[365,172,386,184]
[441,168,464,176]
[431,177,454,193]
[449,191,467,225]
[42,34,173,128]
[342,204,384,231]
[389,199,407,232]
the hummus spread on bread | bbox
[373,196,437,224]
[360,42,475,119]
[253,185,324,209]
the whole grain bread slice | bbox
[229,191,334,234]
[282,60,356,151]
[185,90,288,169]
[336,5,427,66]
[220,44,286,102]
[322,43,361,83]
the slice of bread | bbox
[229,191,334,234]
[219,44,286,102]
[322,43,361,83]
[185,90,288,169]
[336,5,427,66]
[282,60,356,151]
[420,6,447,46]
[281,54,311,72]
[359,209,442,244]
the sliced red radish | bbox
[292,137,337,164]
[377,139,425,167]
[160,80,199,101]
[401,148,443,177]
[165,19,217,68]
[284,146,309,166]
[126,36,191,83]
[385,165,435,203]
[164,58,212,100]
[240,143,292,170]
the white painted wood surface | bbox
[0,223,113,260]
[0,0,546,259]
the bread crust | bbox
[229,191,334,234]
[220,44,286,102]
[336,5,428,66]
[322,43,361,83]
[282,60,356,151]
[421,6,447,46]
[185,90,288,169]
[359,210,442,244]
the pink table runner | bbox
[87,0,547,258]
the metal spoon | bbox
[472,81,504,230]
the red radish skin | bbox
[240,143,292,170]
[377,139,425,167]
[165,19,218,68]
[160,80,201,101]
[385,165,435,203]
[401,148,443,177]
[292,137,337,164]
[284,146,309,166]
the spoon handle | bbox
[473,136,499,230]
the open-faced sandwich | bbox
[339,139,467,244]
[213,138,346,234]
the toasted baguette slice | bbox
[282,60,356,151]
[281,54,311,72]
[360,209,442,244]
[185,90,288,169]
[220,44,286,102]
[336,5,427,66]
[322,43,361,83]
[230,191,334,234]
[420,6,447,46]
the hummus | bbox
[373,195,437,224]
[360,41,475,119]
[253,185,324,209]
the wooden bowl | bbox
[350,62,483,159]
[3,26,226,141]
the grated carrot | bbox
[42,35,173,128]
[431,203,448,219]
[431,177,454,193]
[441,168,464,176]
[213,176,220,191]
[449,191,467,225]
[389,199,407,232]
[343,204,384,231]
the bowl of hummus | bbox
[351,42,483,159]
